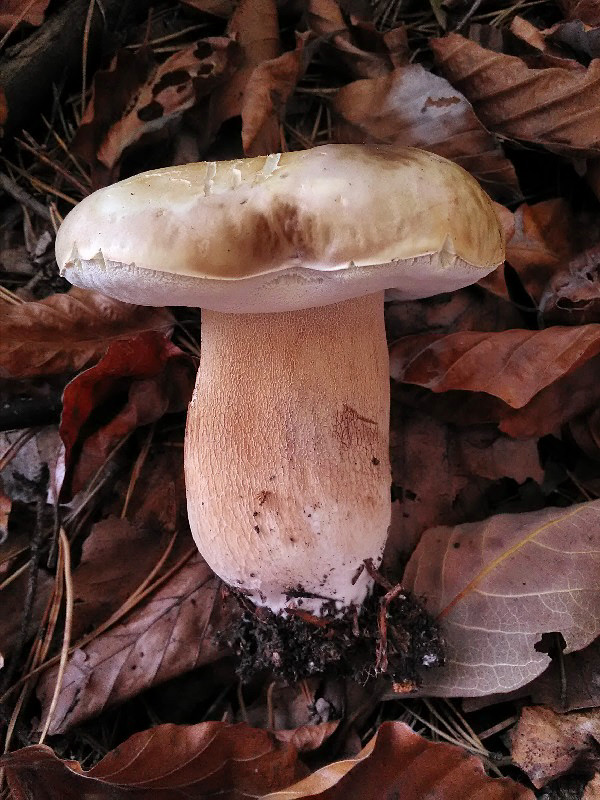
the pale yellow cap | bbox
[56,144,504,313]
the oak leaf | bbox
[432,33,600,157]
[263,720,533,799]
[333,64,520,201]
[0,288,173,379]
[36,552,233,733]
[402,501,600,695]
[1,721,305,799]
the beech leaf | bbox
[264,720,533,799]
[36,552,233,733]
[0,0,49,32]
[432,33,600,157]
[402,501,600,696]
[333,64,520,201]
[1,721,305,799]
[0,288,173,379]
[511,706,600,787]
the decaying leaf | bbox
[0,0,50,32]
[432,33,600,157]
[0,427,64,504]
[389,325,600,437]
[1,721,306,799]
[0,568,53,671]
[511,706,600,788]
[242,34,312,155]
[263,720,533,799]
[402,501,600,695]
[559,0,600,26]
[59,331,195,497]
[74,39,236,185]
[0,288,173,379]
[385,406,542,567]
[333,64,520,201]
[36,552,232,733]
[539,242,600,324]
[307,0,400,78]
[274,722,340,753]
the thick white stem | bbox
[185,292,391,614]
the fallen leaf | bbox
[385,406,542,566]
[0,428,64,504]
[274,721,339,752]
[69,517,174,640]
[0,288,173,378]
[332,64,520,201]
[212,0,280,126]
[36,552,232,733]
[0,0,49,32]
[511,706,600,788]
[402,501,600,695]
[242,34,313,155]
[0,489,10,542]
[74,40,236,186]
[263,720,533,799]
[539,242,600,324]
[2,721,305,799]
[559,0,600,26]
[0,569,53,670]
[479,200,576,302]
[307,0,397,78]
[546,20,600,63]
[178,0,235,15]
[432,32,600,157]
[59,331,195,497]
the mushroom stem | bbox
[185,291,391,615]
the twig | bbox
[0,173,51,221]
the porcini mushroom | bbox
[56,145,503,622]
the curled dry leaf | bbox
[332,64,520,202]
[74,39,236,186]
[432,33,600,157]
[307,0,399,78]
[1,721,305,799]
[0,287,173,379]
[274,721,340,752]
[264,720,533,799]
[402,501,600,696]
[389,324,600,436]
[0,0,50,32]
[511,705,600,788]
[59,331,195,497]
[36,552,233,733]
[213,0,280,126]
[242,33,313,156]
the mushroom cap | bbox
[56,144,504,313]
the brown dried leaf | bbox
[0,570,52,669]
[36,552,233,733]
[264,720,533,799]
[332,64,520,201]
[511,706,600,787]
[274,721,339,752]
[0,0,49,32]
[69,517,172,641]
[178,0,235,16]
[212,0,280,125]
[307,0,397,78]
[384,407,542,566]
[403,501,600,695]
[539,243,600,324]
[74,39,235,185]
[2,721,305,799]
[0,428,63,504]
[242,33,312,155]
[60,331,195,497]
[559,0,600,26]
[0,288,173,379]
[432,32,600,157]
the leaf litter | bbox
[1,0,600,797]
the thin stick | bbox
[39,529,73,743]
[0,173,51,221]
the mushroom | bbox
[55,144,504,619]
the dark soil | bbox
[224,580,444,686]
